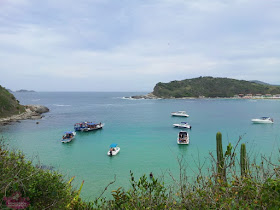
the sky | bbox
[0,0,280,91]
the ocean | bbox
[0,92,279,200]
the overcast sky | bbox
[0,0,279,91]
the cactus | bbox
[240,143,247,177]
[216,132,225,178]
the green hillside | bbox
[0,85,25,118]
[152,77,280,98]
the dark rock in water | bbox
[131,95,145,99]
[131,93,159,99]
[36,164,55,170]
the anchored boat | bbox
[81,122,104,131]
[61,131,76,143]
[177,131,189,145]
[171,111,189,117]
[107,143,120,156]
[251,117,274,124]
[173,122,192,129]
[74,122,104,131]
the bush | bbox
[0,140,91,209]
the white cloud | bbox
[0,0,280,91]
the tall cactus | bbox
[216,132,225,178]
[240,143,247,177]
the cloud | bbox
[0,0,280,91]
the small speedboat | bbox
[171,111,189,117]
[251,117,274,124]
[61,131,76,143]
[173,122,192,129]
[177,131,189,145]
[107,143,120,156]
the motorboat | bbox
[251,117,274,124]
[173,122,192,129]
[74,122,104,131]
[81,122,104,132]
[107,143,120,156]
[177,131,189,145]
[61,131,76,143]
[171,111,189,117]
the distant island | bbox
[16,89,36,92]
[131,77,280,99]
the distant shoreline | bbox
[128,94,280,100]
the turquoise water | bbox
[1,92,280,200]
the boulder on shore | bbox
[25,105,49,114]
[0,105,49,126]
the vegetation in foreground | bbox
[1,133,280,209]
[0,139,89,209]
[0,85,25,118]
[152,76,280,98]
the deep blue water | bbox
[0,92,279,200]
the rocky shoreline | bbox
[0,105,49,126]
[127,93,280,100]
[129,93,159,99]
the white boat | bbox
[177,131,189,145]
[107,143,120,156]
[251,117,274,124]
[61,131,76,143]
[171,111,189,117]
[173,122,192,129]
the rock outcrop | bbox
[0,105,49,126]
[130,93,159,99]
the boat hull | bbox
[173,124,191,129]
[81,123,104,131]
[177,138,189,144]
[61,132,76,143]
[171,114,189,117]
[61,137,74,143]
[107,147,120,156]
[251,119,273,124]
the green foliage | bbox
[0,85,25,118]
[1,134,280,209]
[0,141,90,209]
[95,134,280,209]
[152,76,280,98]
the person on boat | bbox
[150,172,153,179]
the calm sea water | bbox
[1,92,280,200]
